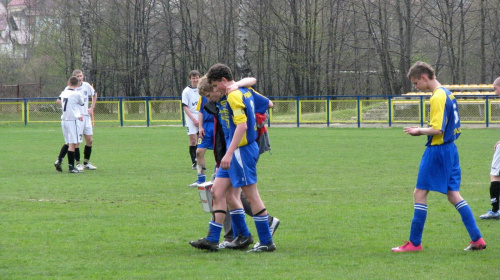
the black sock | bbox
[189,145,197,164]
[84,145,92,164]
[68,151,75,169]
[491,181,500,212]
[58,144,69,163]
[75,148,80,163]
[241,193,254,216]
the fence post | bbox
[388,96,392,127]
[296,96,300,127]
[326,96,330,127]
[24,98,28,126]
[357,96,361,128]
[146,97,150,127]
[419,96,424,127]
[119,97,124,127]
[181,103,185,127]
[486,96,489,128]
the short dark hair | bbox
[206,63,233,83]
[407,61,435,80]
[69,76,79,86]
[188,70,200,78]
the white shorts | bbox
[62,120,82,144]
[490,147,500,176]
[78,115,93,139]
[186,116,199,135]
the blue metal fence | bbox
[1,95,498,128]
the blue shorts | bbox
[416,142,461,194]
[197,122,214,150]
[216,141,259,188]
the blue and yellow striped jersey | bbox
[226,87,258,147]
[427,87,461,146]
[195,96,214,123]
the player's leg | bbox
[74,119,84,171]
[446,144,485,251]
[224,187,253,249]
[241,192,280,237]
[55,143,69,172]
[67,143,78,173]
[82,116,97,170]
[62,121,79,173]
[241,183,276,252]
[189,147,207,187]
[392,188,427,252]
[189,176,231,251]
[188,133,198,169]
[480,148,500,219]
[219,206,234,249]
[449,191,486,250]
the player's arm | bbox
[220,93,248,170]
[220,122,247,170]
[89,90,97,115]
[226,77,257,93]
[198,110,205,138]
[404,126,442,136]
[56,97,62,106]
[182,105,199,126]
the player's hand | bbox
[220,154,231,170]
[404,126,421,136]
[78,116,83,121]
[193,118,199,127]
[88,108,94,115]
[226,83,239,93]
[199,127,205,139]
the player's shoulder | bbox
[431,88,448,99]
[227,90,244,101]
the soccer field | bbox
[0,124,498,279]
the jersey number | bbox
[453,103,459,124]
[62,98,69,112]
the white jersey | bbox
[66,81,95,116]
[181,85,199,116]
[60,89,84,121]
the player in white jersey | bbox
[73,69,98,171]
[182,70,201,169]
[56,76,84,173]
[54,70,98,172]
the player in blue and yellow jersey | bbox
[392,61,486,252]
[188,90,215,187]
[189,64,276,252]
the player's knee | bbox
[196,149,204,158]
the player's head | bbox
[188,70,200,87]
[494,77,500,96]
[72,69,84,84]
[68,76,79,87]
[207,64,234,92]
[407,61,435,92]
[198,75,222,102]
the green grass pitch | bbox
[0,123,498,279]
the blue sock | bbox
[455,200,482,242]
[254,215,273,245]
[230,209,251,237]
[197,174,206,183]
[409,203,427,246]
[206,221,222,243]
